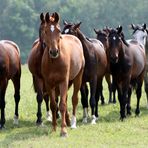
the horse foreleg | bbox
[105,73,112,103]
[49,89,58,132]
[89,76,97,124]
[59,81,68,137]
[43,94,52,122]
[80,83,89,123]
[127,86,132,116]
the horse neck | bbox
[76,29,87,42]
[76,30,91,60]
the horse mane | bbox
[86,37,93,43]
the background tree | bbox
[0,0,147,63]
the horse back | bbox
[0,40,21,79]
[28,39,43,78]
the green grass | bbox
[0,65,148,148]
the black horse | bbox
[94,28,116,103]
[62,21,107,124]
[107,26,146,120]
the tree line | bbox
[0,0,147,63]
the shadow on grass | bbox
[0,119,53,147]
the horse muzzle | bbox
[49,49,59,58]
[110,56,118,64]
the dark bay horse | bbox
[94,28,116,103]
[0,40,21,129]
[62,21,107,124]
[107,26,146,120]
[28,39,52,125]
[130,24,148,108]
[28,13,53,125]
[41,12,85,137]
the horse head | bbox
[108,26,128,64]
[131,23,147,46]
[62,21,81,36]
[41,12,61,59]
[94,28,109,49]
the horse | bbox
[41,12,85,137]
[62,21,107,124]
[0,40,21,129]
[28,13,53,125]
[107,26,146,120]
[94,28,117,103]
[130,23,148,108]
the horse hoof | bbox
[135,109,140,115]
[60,132,68,138]
[0,124,5,130]
[71,115,76,129]
[36,122,44,127]
[46,112,52,122]
[71,124,77,129]
[91,115,96,125]
[13,115,19,125]
[82,117,87,124]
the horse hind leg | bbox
[12,72,21,125]
[144,74,148,108]
[135,80,143,116]
[32,76,44,125]
[0,78,8,129]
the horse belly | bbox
[132,58,145,78]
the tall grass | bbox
[0,65,148,148]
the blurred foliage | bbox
[0,0,147,63]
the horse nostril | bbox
[49,49,59,58]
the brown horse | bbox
[0,40,21,129]
[94,28,116,104]
[130,24,148,108]
[28,13,52,125]
[41,12,85,137]
[62,21,107,124]
[107,26,146,120]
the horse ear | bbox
[143,23,146,30]
[117,25,122,34]
[94,28,98,34]
[45,12,50,23]
[74,22,82,30]
[53,12,60,23]
[40,13,45,23]
[63,20,68,25]
[131,24,136,30]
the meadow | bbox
[0,65,148,148]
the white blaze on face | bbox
[64,28,69,34]
[50,25,55,32]
[113,36,116,40]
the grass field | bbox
[0,65,148,148]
